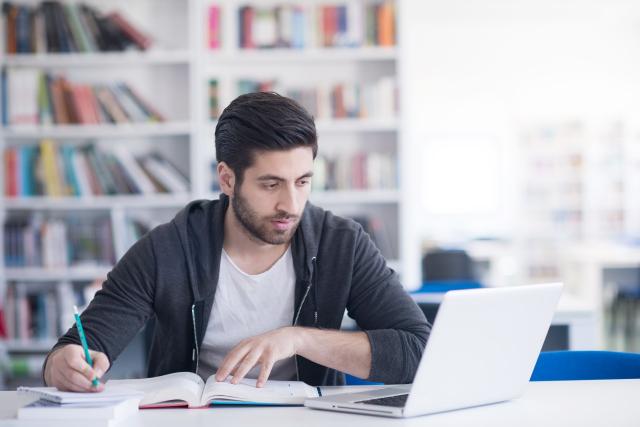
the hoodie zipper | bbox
[191,304,200,375]
[293,256,317,380]
[312,257,318,326]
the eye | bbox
[263,182,278,190]
[297,179,310,186]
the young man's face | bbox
[231,147,314,245]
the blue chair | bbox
[344,373,383,386]
[530,351,640,381]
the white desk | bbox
[561,242,640,346]
[1,380,639,426]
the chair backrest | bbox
[422,249,474,282]
[530,351,640,381]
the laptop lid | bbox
[403,282,563,417]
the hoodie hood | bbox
[172,196,227,303]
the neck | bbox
[223,204,289,274]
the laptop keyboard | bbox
[355,394,409,408]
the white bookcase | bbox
[517,120,640,284]
[0,0,196,374]
[0,0,420,377]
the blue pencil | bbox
[74,306,99,388]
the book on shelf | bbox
[311,151,397,191]
[208,79,219,120]
[107,372,321,408]
[0,306,7,338]
[224,77,397,120]
[208,5,221,49]
[232,1,395,50]
[2,1,152,54]
[3,69,165,126]
[210,160,221,192]
[3,213,115,268]
[4,141,189,197]
[1,68,8,125]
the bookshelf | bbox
[0,0,196,386]
[1,0,418,385]
[517,120,640,284]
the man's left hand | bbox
[215,327,300,387]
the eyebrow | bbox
[257,172,314,182]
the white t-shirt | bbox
[198,247,297,381]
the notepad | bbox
[17,386,144,405]
[107,372,321,408]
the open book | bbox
[107,372,321,408]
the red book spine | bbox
[108,12,152,50]
[71,85,90,124]
[333,84,346,118]
[243,7,255,49]
[5,147,18,196]
[83,85,101,124]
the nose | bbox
[277,184,300,215]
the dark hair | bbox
[215,92,318,184]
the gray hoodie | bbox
[46,195,430,385]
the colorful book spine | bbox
[208,5,221,49]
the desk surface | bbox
[1,380,638,427]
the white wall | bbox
[400,0,640,240]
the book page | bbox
[107,372,204,408]
[201,377,319,406]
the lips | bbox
[271,218,294,231]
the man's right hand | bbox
[44,344,109,392]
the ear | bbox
[217,162,235,196]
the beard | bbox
[231,185,301,245]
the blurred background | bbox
[1,0,639,389]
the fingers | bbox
[91,350,110,379]
[215,344,251,382]
[230,350,262,385]
[63,349,97,383]
[256,359,275,388]
[53,345,108,391]
[51,366,104,392]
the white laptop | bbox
[305,282,563,418]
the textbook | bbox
[107,372,322,408]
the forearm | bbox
[293,327,371,379]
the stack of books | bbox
[2,1,152,54]
[2,69,165,126]
[17,387,143,426]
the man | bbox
[43,92,430,392]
